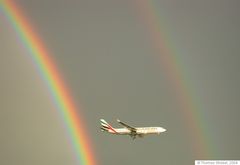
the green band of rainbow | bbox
[0,1,96,165]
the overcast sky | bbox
[0,1,240,165]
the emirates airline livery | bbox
[100,119,166,139]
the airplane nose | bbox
[158,127,166,133]
[161,128,166,132]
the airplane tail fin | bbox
[100,119,117,133]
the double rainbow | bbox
[1,0,210,163]
[0,1,96,165]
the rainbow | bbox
[135,0,210,158]
[1,0,211,162]
[0,1,96,165]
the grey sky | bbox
[0,1,240,165]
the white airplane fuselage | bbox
[110,127,166,135]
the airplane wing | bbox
[117,119,136,132]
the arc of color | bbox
[134,0,209,158]
[0,1,96,165]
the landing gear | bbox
[130,133,137,140]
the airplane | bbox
[100,119,166,139]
